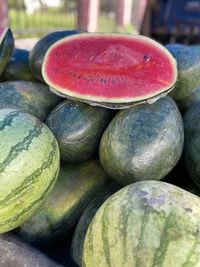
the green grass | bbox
[98,15,116,33]
[9,9,76,38]
[8,9,119,38]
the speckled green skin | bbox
[183,102,200,149]
[46,99,114,162]
[0,109,60,233]
[83,180,200,267]
[70,182,121,267]
[0,81,61,121]
[166,44,200,100]
[177,86,200,114]
[16,160,111,248]
[0,233,63,267]
[29,30,82,81]
[0,29,14,76]
[2,48,35,81]
[99,96,184,185]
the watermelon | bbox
[177,86,200,114]
[184,131,200,189]
[42,33,177,109]
[0,28,14,76]
[0,233,63,267]
[83,180,200,267]
[99,96,184,185]
[0,108,60,233]
[70,182,121,267]
[46,99,115,162]
[15,160,111,248]
[166,44,200,100]
[183,102,200,149]
[2,48,35,81]
[0,81,61,121]
[29,30,82,81]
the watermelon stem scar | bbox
[42,33,177,109]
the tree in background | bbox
[8,0,26,10]
[101,0,116,13]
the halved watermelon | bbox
[42,33,177,108]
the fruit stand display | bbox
[1,27,200,266]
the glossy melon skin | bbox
[29,30,82,81]
[0,28,14,76]
[0,109,60,233]
[83,180,200,267]
[16,160,111,248]
[166,44,200,101]
[46,99,114,162]
[0,81,61,121]
[0,233,63,267]
[70,183,121,267]
[99,96,184,185]
[42,33,177,108]
[2,48,35,81]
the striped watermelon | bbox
[15,160,112,248]
[0,109,60,233]
[83,180,200,267]
[70,182,121,267]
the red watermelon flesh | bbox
[42,34,177,106]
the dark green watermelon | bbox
[183,102,200,189]
[166,44,200,100]
[0,28,14,76]
[29,30,82,81]
[183,102,200,149]
[2,48,35,81]
[99,96,184,185]
[83,181,200,267]
[15,160,112,248]
[0,81,61,121]
[176,86,200,114]
[0,233,63,267]
[46,99,114,162]
[184,130,200,189]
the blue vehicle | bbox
[141,0,200,43]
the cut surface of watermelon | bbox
[42,33,177,106]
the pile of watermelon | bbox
[1,27,200,267]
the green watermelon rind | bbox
[15,160,111,248]
[82,180,200,267]
[0,108,60,234]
